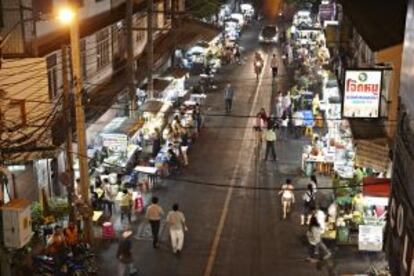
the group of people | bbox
[253,107,278,161]
[116,197,188,275]
[278,175,318,222]
[161,108,200,172]
[45,222,80,267]
[278,175,332,261]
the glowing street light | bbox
[57,6,76,25]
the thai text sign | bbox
[343,70,382,118]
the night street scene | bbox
[0,0,413,275]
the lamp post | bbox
[58,6,93,243]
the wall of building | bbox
[349,28,403,140]
[376,44,403,139]
[0,0,34,55]
[133,13,148,57]
[386,0,414,275]
[10,163,39,202]
[36,0,112,38]
[81,26,114,85]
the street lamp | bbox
[57,6,93,243]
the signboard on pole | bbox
[343,69,382,118]
[101,133,128,152]
[358,224,383,251]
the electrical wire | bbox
[3,132,391,193]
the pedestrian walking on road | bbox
[270,53,278,79]
[279,179,295,219]
[264,126,277,161]
[306,216,331,262]
[310,174,318,194]
[103,178,115,216]
[146,197,164,248]
[301,184,316,225]
[166,203,188,254]
[117,229,138,275]
[120,189,133,223]
[224,83,234,113]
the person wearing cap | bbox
[117,229,137,275]
[166,203,188,254]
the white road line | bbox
[203,52,270,276]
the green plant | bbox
[48,197,69,220]
[31,201,44,234]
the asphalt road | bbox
[97,22,376,276]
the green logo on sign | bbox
[358,72,368,82]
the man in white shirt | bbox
[166,203,188,254]
[264,126,277,161]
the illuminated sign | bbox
[343,70,382,118]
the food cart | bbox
[98,117,143,173]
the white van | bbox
[230,13,245,28]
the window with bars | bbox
[46,54,58,99]
[96,28,110,70]
[135,16,146,43]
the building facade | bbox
[0,0,180,203]
[386,0,414,274]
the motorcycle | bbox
[254,59,263,80]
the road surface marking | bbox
[204,52,270,276]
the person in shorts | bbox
[279,179,295,219]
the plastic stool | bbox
[102,221,115,240]
[134,194,144,213]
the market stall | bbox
[322,177,390,250]
[97,117,143,172]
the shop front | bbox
[322,177,390,249]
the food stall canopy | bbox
[187,46,207,56]
[141,78,171,93]
[101,117,142,138]
[195,41,210,48]
[224,18,240,24]
[140,100,164,114]
[175,18,220,49]
[362,177,390,198]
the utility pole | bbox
[146,0,154,99]
[126,0,137,117]
[67,9,93,243]
[171,0,177,68]
[61,45,75,222]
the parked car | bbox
[258,25,279,43]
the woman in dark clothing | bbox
[152,128,161,158]
[117,230,137,275]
